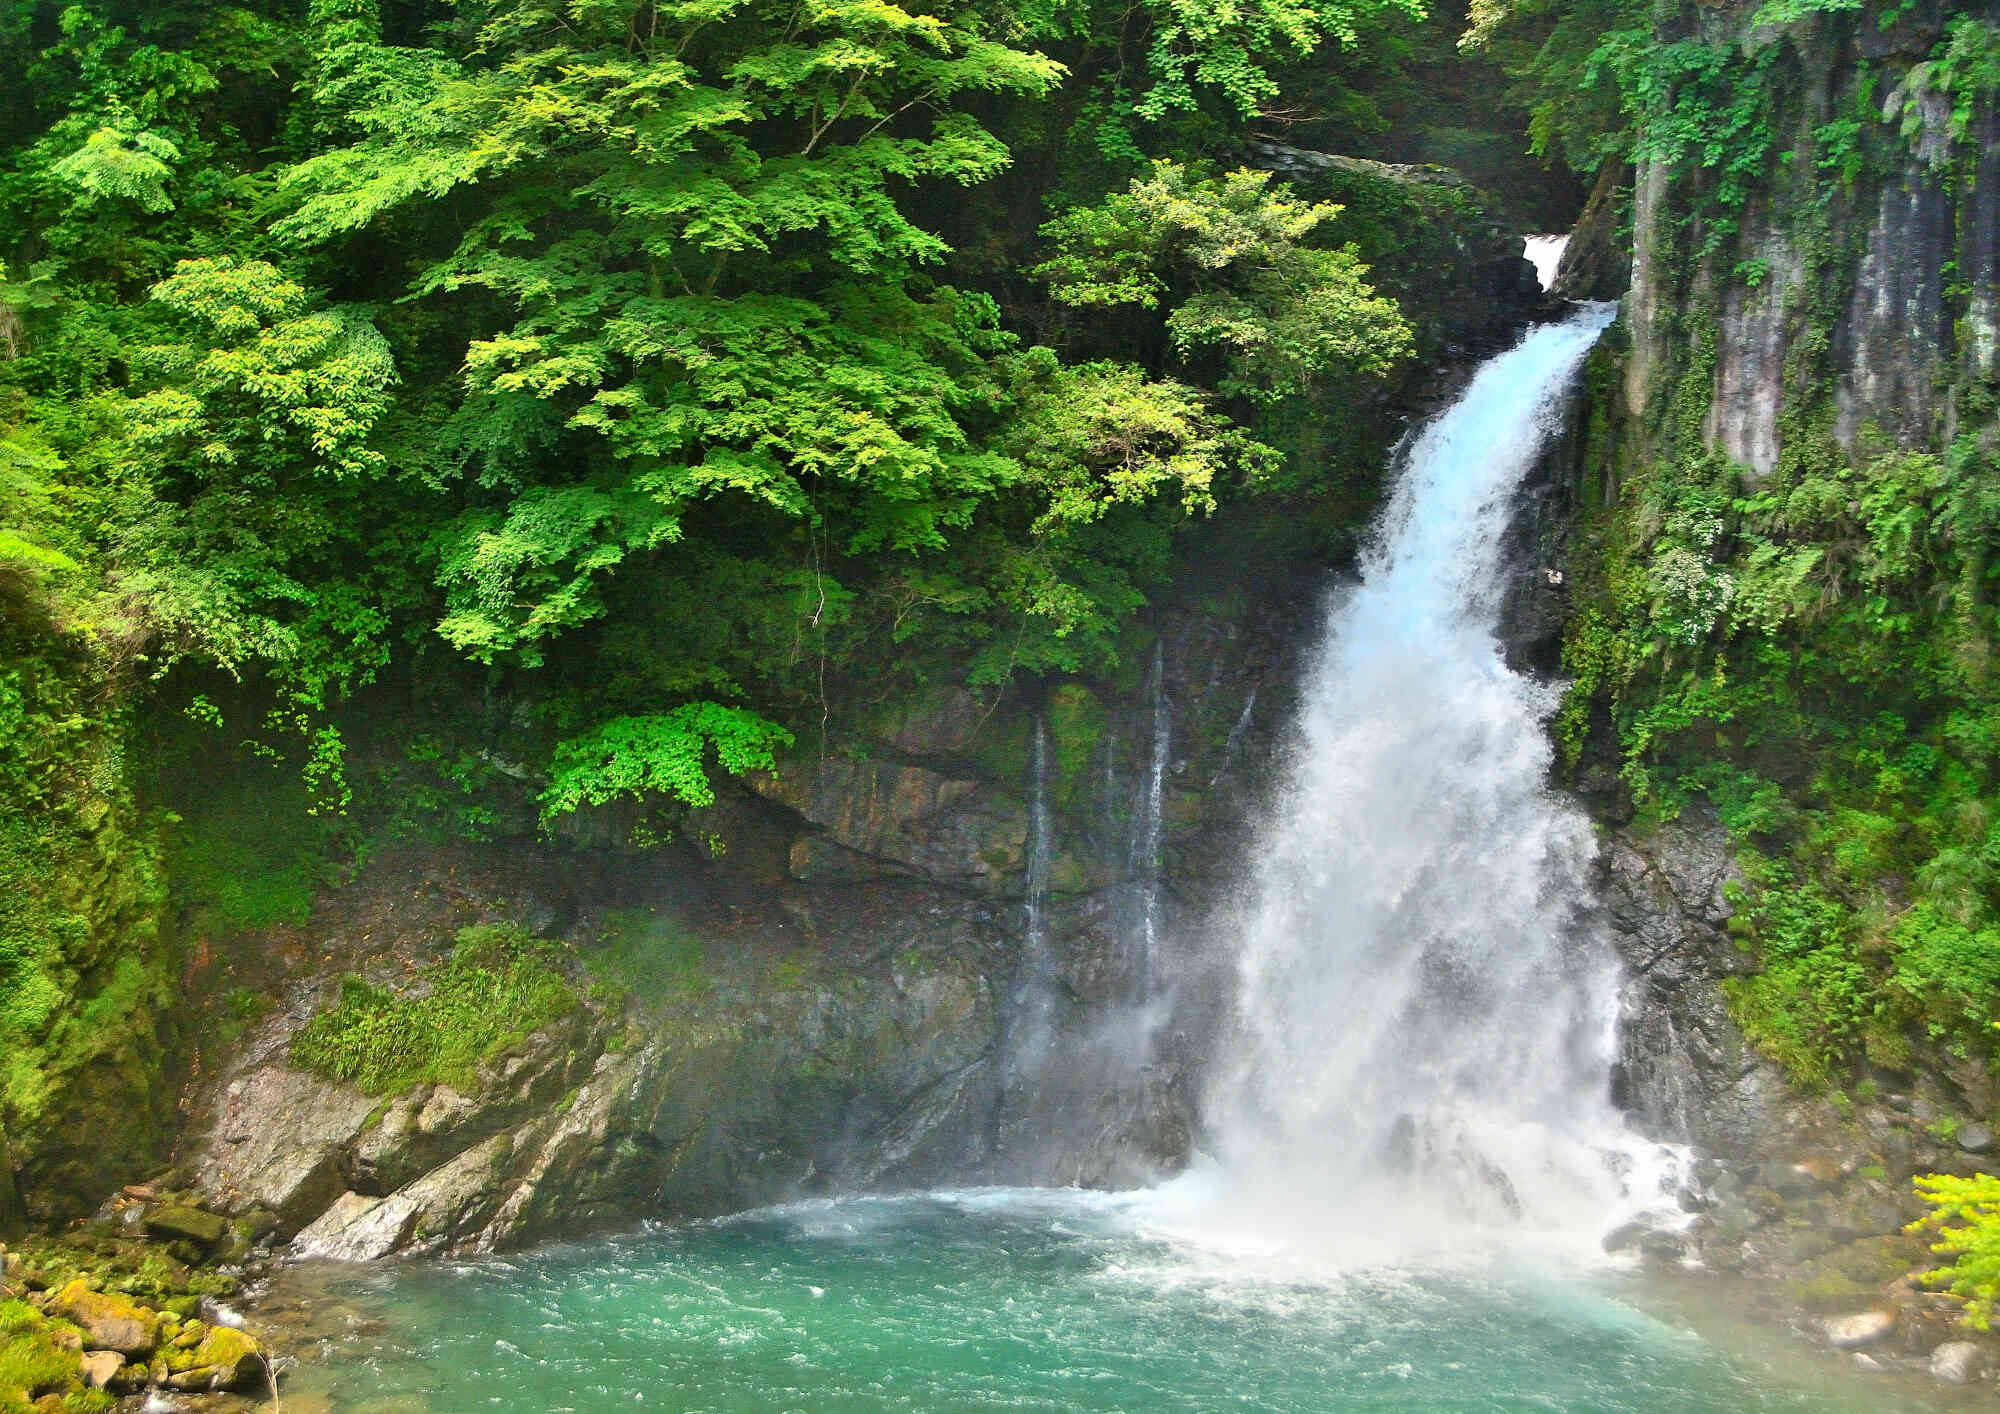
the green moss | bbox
[289,924,581,1095]
[0,795,172,1211]
[582,910,712,1004]
[167,763,343,934]
[0,1300,81,1403]
[1044,684,1106,799]
[766,956,814,991]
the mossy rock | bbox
[141,1207,225,1249]
[166,1325,263,1392]
[1786,1234,1924,1312]
[46,1282,153,1358]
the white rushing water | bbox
[1167,303,1683,1267]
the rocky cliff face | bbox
[170,849,1008,1257]
[1518,1,2000,1371]
[1619,0,1999,480]
[153,560,1320,1257]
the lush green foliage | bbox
[1910,1171,2000,1329]
[1561,409,2000,1084]
[289,925,580,1094]
[0,0,1443,842]
[1035,163,1412,405]
[1464,0,1998,251]
[540,705,795,821]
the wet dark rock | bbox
[1596,805,1784,1161]
[1551,162,1630,302]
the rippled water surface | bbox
[268,1189,1956,1414]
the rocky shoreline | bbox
[1,1200,273,1413]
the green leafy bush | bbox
[290,926,579,1095]
[1910,1171,2000,1329]
[539,705,795,824]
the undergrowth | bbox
[1562,404,2000,1088]
[167,763,345,935]
[289,925,579,1094]
[0,1297,111,1413]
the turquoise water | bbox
[270,1190,1955,1413]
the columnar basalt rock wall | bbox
[1619,0,2000,480]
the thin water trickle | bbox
[1186,302,1685,1263]
[1025,716,1053,963]
[1134,640,1170,992]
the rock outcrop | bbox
[1622,0,1999,478]
[179,915,1003,1255]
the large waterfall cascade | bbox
[1169,302,1685,1262]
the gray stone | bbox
[1823,1309,1897,1349]
[1956,1123,1995,1155]
[191,1067,380,1231]
[1930,1340,1984,1384]
[292,1191,413,1262]
[78,1350,123,1389]
[1705,231,1803,479]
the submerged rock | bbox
[1929,1340,1984,1384]
[1822,1309,1896,1349]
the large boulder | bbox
[192,1065,380,1232]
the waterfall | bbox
[1183,304,1682,1261]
